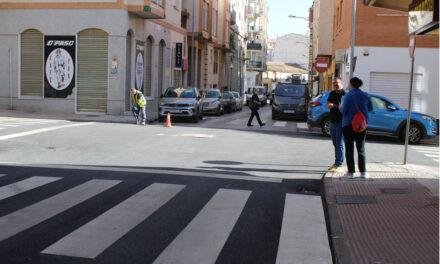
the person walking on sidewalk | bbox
[327,77,346,173]
[247,89,265,127]
[341,77,373,179]
[130,88,147,125]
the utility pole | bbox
[191,0,196,86]
[349,0,357,79]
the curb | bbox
[322,173,354,264]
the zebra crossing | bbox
[411,146,439,163]
[0,174,332,263]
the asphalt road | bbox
[0,107,438,263]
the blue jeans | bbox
[330,122,344,166]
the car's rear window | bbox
[275,85,305,97]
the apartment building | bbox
[0,0,189,119]
[331,0,439,117]
[245,0,268,89]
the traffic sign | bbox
[314,57,329,73]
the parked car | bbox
[232,92,243,111]
[159,87,203,123]
[245,86,267,106]
[222,91,237,113]
[307,91,439,144]
[271,83,309,120]
[203,89,224,116]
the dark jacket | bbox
[250,94,260,110]
[341,88,373,127]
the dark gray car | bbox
[271,84,309,120]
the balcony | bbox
[247,42,262,50]
[246,60,263,70]
[127,0,165,19]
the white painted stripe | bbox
[276,194,332,264]
[424,154,439,158]
[417,150,439,154]
[0,123,19,127]
[0,176,62,201]
[153,189,251,264]
[0,164,282,183]
[42,183,185,259]
[0,179,120,242]
[411,146,439,150]
[296,123,308,129]
[0,174,5,177]
[273,121,287,127]
[0,122,93,141]
[433,159,439,162]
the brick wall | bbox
[332,0,438,52]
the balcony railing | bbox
[246,60,263,69]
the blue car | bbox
[307,91,439,144]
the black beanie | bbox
[350,77,363,88]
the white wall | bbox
[341,46,439,118]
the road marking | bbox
[417,150,439,154]
[0,176,62,201]
[411,146,439,150]
[0,123,19,127]
[0,164,282,183]
[153,189,251,264]
[172,133,215,138]
[0,122,93,141]
[276,194,332,264]
[433,159,439,162]
[273,121,287,127]
[42,183,185,259]
[0,174,5,178]
[0,179,120,242]
[296,123,308,129]
[423,154,439,158]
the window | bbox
[20,29,43,97]
[203,2,209,31]
[212,9,218,37]
[213,50,218,74]
[371,97,389,110]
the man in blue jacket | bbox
[341,77,373,179]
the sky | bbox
[267,0,313,39]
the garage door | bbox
[370,72,423,112]
[77,29,108,113]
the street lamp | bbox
[288,15,310,22]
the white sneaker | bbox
[342,172,354,179]
[360,172,369,179]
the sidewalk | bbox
[324,163,439,264]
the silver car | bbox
[232,92,243,111]
[159,87,203,123]
[203,89,224,116]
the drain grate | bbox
[380,188,410,195]
[335,195,377,204]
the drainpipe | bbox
[9,48,13,110]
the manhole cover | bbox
[335,195,376,204]
[380,188,410,195]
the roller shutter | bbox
[20,29,43,96]
[370,72,423,112]
[77,29,108,113]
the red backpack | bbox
[352,102,367,132]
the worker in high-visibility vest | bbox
[130,88,147,125]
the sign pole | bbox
[403,34,416,165]
[349,0,357,80]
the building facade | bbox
[330,0,439,117]
[244,0,268,89]
[310,0,333,95]
[0,0,244,118]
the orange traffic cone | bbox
[165,113,172,127]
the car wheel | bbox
[321,117,331,137]
[158,116,164,122]
[400,123,422,144]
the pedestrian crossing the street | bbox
[0,175,332,263]
[411,146,439,163]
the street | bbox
[0,107,438,264]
